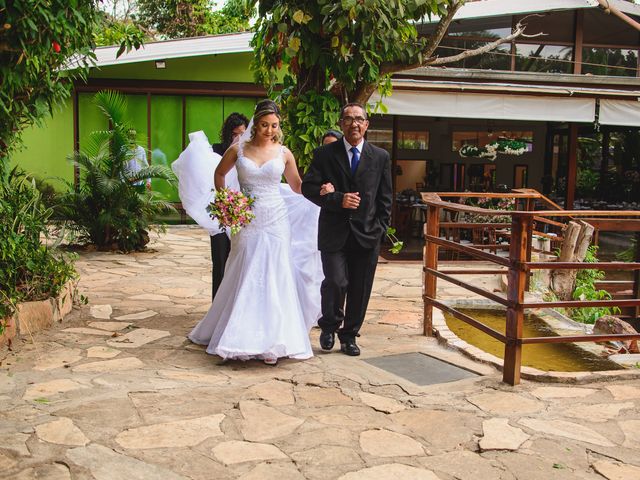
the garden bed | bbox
[0,280,76,349]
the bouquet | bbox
[208,188,256,235]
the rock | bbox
[468,391,544,415]
[618,419,640,448]
[359,429,425,457]
[116,414,224,449]
[89,304,112,319]
[157,370,226,385]
[238,463,304,480]
[129,293,171,301]
[0,452,17,471]
[16,299,55,335]
[594,315,639,353]
[239,401,304,442]
[72,357,144,373]
[558,402,635,422]
[0,432,30,456]
[88,321,132,331]
[518,418,615,447]
[608,353,640,366]
[211,440,287,465]
[115,310,158,320]
[295,386,354,407]
[35,417,89,446]
[358,392,406,413]
[605,384,640,400]
[106,328,171,349]
[66,444,188,480]
[63,327,114,336]
[15,463,71,480]
[479,418,530,451]
[247,380,295,406]
[592,460,640,479]
[23,379,87,401]
[86,346,121,359]
[422,451,512,480]
[530,386,597,399]
[33,347,83,371]
[338,464,439,480]
[291,445,362,467]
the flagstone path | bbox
[1,226,639,479]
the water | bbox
[444,308,623,372]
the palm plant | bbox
[59,91,175,251]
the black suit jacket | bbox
[302,140,392,252]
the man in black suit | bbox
[210,112,249,300]
[302,103,392,356]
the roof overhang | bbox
[427,0,640,23]
[93,32,253,67]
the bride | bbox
[188,100,329,365]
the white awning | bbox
[432,0,640,22]
[600,99,640,127]
[370,90,596,123]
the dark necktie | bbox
[350,146,360,176]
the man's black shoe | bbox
[319,331,335,351]
[340,340,360,356]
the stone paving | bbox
[1,226,640,479]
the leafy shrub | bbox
[571,246,619,324]
[0,168,77,329]
[58,91,176,252]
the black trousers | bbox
[319,233,380,342]
[210,233,231,300]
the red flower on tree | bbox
[51,41,61,53]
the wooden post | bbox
[503,214,531,385]
[634,232,640,319]
[566,124,578,210]
[423,204,440,337]
[573,10,584,75]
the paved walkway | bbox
[1,226,639,479]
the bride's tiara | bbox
[254,100,280,118]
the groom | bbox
[302,103,392,356]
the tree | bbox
[0,0,144,176]
[136,0,253,39]
[249,0,532,168]
[0,0,99,175]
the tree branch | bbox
[426,20,539,66]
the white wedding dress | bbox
[187,141,319,360]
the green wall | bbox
[12,50,259,197]
[90,52,255,82]
[9,99,75,189]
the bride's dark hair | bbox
[250,99,283,143]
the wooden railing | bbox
[421,191,640,385]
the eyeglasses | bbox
[341,116,367,126]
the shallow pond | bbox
[444,309,623,372]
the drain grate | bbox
[364,352,479,386]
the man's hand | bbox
[320,183,335,196]
[342,192,360,209]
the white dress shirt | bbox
[343,137,364,170]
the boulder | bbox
[594,315,639,354]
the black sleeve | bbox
[302,148,344,212]
[376,151,393,232]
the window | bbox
[452,130,534,153]
[398,130,429,150]
[367,127,393,154]
[514,44,573,74]
[582,48,638,77]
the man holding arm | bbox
[302,103,392,356]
